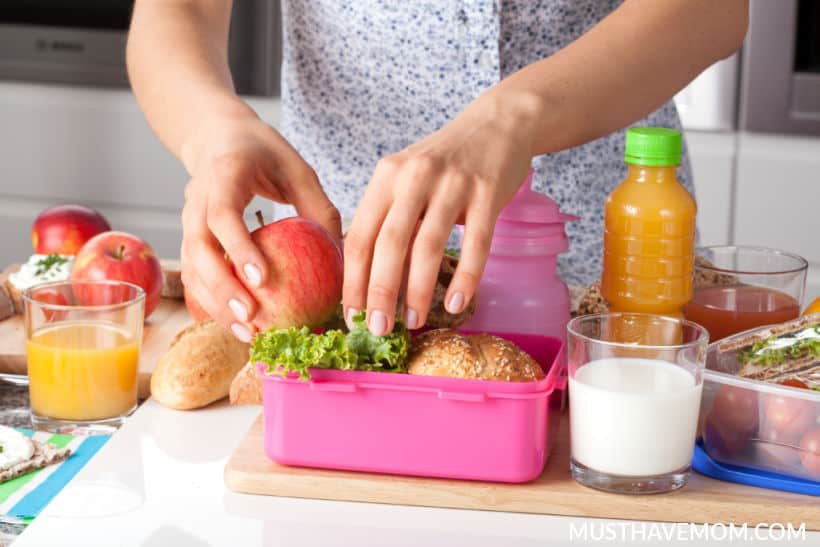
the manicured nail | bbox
[404,308,418,329]
[345,307,359,329]
[228,298,248,322]
[369,310,388,336]
[447,292,465,314]
[243,263,262,287]
[231,323,253,343]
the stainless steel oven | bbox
[740,0,820,135]
[0,0,280,96]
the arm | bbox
[127,0,247,172]
[493,0,749,155]
[128,0,341,340]
[343,0,748,335]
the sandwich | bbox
[4,253,74,314]
[717,313,820,389]
[0,425,72,484]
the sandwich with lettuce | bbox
[718,313,820,390]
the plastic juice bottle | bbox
[601,128,696,343]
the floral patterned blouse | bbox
[277,0,694,285]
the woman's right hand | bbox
[180,110,342,342]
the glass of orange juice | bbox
[23,280,145,433]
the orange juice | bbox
[602,128,696,317]
[26,321,139,421]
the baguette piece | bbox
[160,258,184,299]
[151,321,250,410]
[407,328,545,382]
[229,361,263,405]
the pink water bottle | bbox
[461,169,576,341]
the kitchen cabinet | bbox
[733,132,820,299]
[685,130,736,247]
[0,82,278,265]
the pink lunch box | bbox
[259,331,566,483]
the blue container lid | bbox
[692,439,820,497]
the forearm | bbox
[127,0,256,173]
[488,0,748,156]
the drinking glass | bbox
[23,280,145,433]
[567,313,708,494]
[683,245,807,341]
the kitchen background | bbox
[0,0,818,296]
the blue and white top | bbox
[278,0,694,285]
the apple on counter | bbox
[72,231,163,318]
[32,204,111,255]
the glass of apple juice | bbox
[23,280,145,433]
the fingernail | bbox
[369,310,388,336]
[345,307,359,329]
[228,298,248,322]
[447,292,465,314]
[243,264,262,287]
[404,308,418,329]
[231,323,253,343]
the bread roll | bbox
[424,255,477,328]
[407,329,545,382]
[160,258,184,299]
[151,321,250,410]
[229,361,263,405]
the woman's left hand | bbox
[343,91,541,335]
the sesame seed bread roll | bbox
[407,329,545,382]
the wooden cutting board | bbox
[0,264,193,399]
[225,413,820,529]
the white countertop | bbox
[12,399,817,547]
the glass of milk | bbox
[567,313,708,494]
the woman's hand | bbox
[181,111,341,342]
[343,92,541,335]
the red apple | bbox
[71,231,162,318]
[32,204,111,255]
[234,217,342,330]
[184,286,210,322]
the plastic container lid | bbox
[624,127,682,166]
[692,440,820,496]
[498,169,577,224]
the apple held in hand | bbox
[72,231,163,317]
[237,217,342,330]
[184,286,210,322]
[32,204,111,255]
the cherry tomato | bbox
[710,385,759,434]
[757,443,801,469]
[799,427,820,477]
[762,395,816,444]
[756,425,801,467]
[780,379,809,390]
[703,410,750,459]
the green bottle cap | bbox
[624,127,682,166]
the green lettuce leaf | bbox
[738,325,820,367]
[250,311,409,380]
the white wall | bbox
[0,82,278,264]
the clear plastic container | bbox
[699,329,820,484]
[260,332,566,483]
